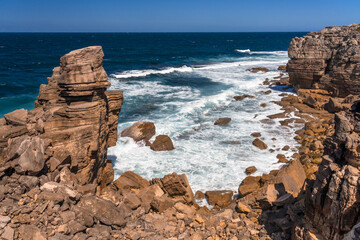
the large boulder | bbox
[205,190,233,208]
[252,138,268,150]
[151,172,194,204]
[150,135,174,151]
[77,196,127,227]
[6,136,45,175]
[112,171,149,190]
[214,118,231,126]
[121,121,156,143]
[4,109,28,126]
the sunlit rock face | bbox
[288,23,360,97]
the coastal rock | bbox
[205,190,233,208]
[121,121,155,143]
[214,117,231,126]
[150,135,174,151]
[252,138,267,150]
[246,67,269,73]
[305,101,360,239]
[278,65,287,71]
[245,166,257,175]
[233,95,254,101]
[151,172,194,204]
[112,171,149,190]
[287,23,360,97]
[1,46,124,186]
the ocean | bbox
[0,32,306,193]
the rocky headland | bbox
[0,23,360,240]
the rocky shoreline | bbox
[0,24,360,240]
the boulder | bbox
[112,171,149,190]
[151,172,194,204]
[238,176,261,197]
[236,202,251,213]
[214,118,231,126]
[246,67,269,73]
[251,132,261,138]
[245,166,257,175]
[77,196,127,227]
[4,109,28,126]
[18,225,46,240]
[278,65,287,71]
[324,98,347,113]
[233,95,255,101]
[121,121,155,142]
[150,135,174,151]
[205,190,233,208]
[252,138,268,150]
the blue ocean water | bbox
[0,32,306,192]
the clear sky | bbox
[0,0,359,32]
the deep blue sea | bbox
[0,32,306,194]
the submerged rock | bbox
[233,94,254,101]
[245,166,257,175]
[246,67,269,73]
[214,117,231,125]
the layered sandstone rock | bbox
[0,46,124,186]
[305,101,360,239]
[287,23,360,97]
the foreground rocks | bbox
[288,23,360,97]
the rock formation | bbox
[0,46,124,186]
[305,101,360,239]
[287,23,360,97]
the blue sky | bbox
[0,0,359,32]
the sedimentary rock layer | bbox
[0,46,124,186]
[287,23,360,97]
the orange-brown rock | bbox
[112,171,149,191]
[1,46,124,186]
[233,95,254,101]
[150,135,174,151]
[214,117,231,126]
[121,121,155,143]
[238,176,261,197]
[205,190,233,208]
[151,172,194,204]
[252,138,267,150]
[245,166,257,175]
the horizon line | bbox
[0,31,310,34]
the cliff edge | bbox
[287,23,360,97]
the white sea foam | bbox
[111,65,193,79]
[235,49,251,53]
[108,51,301,193]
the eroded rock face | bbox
[0,46,124,186]
[305,101,360,239]
[287,24,360,97]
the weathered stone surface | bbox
[112,171,149,190]
[4,109,28,126]
[288,24,360,97]
[18,224,47,240]
[121,121,155,142]
[205,190,233,208]
[305,101,360,239]
[150,135,174,151]
[214,118,231,126]
[77,196,127,227]
[151,172,194,204]
[245,166,257,175]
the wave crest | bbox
[111,65,193,79]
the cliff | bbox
[287,23,360,97]
[0,46,124,186]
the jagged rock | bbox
[233,95,255,101]
[77,196,127,227]
[112,171,149,190]
[150,135,174,151]
[18,224,47,240]
[288,24,360,97]
[245,166,257,175]
[6,136,45,175]
[4,109,28,126]
[238,176,261,197]
[324,98,348,113]
[236,202,251,213]
[252,138,267,150]
[151,172,194,204]
[120,121,155,143]
[278,65,287,71]
[205,190,233,208]
[214,118,231,126]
